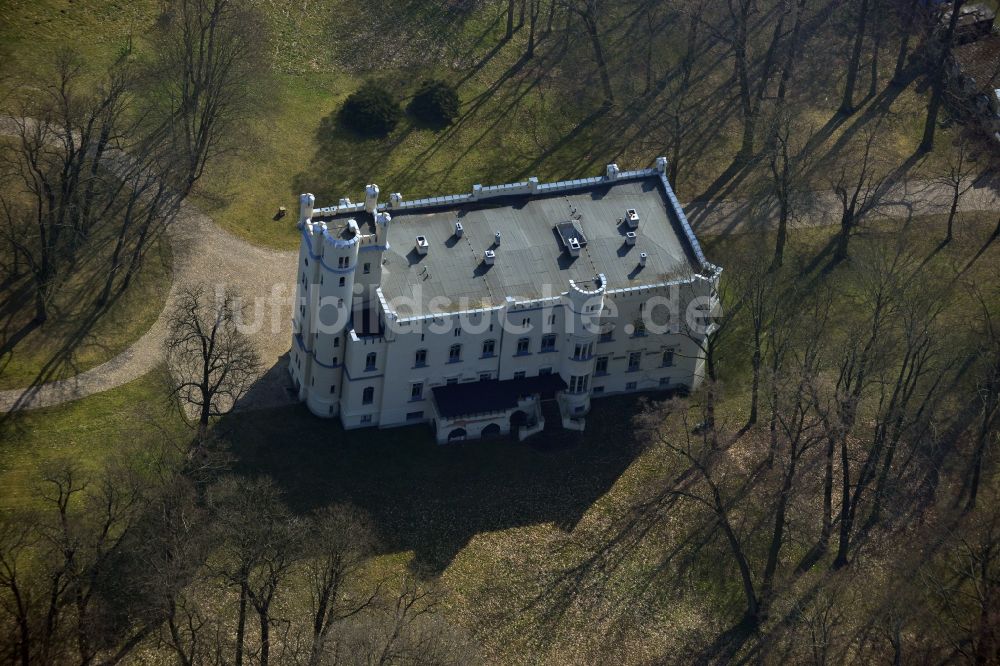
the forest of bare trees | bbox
[0,457,474,665]
[2,0,1000,663]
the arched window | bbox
[362,386,374,405]
[415,349,427,366]
[449,344,462,362]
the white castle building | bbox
[290,158,721,443]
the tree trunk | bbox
[776,0,808,104]
[767,352,781,466]
[756,2,789,105]
[946,183,960,242]
[921,0,965,152]
[840,0,871,115]
[197,385,213,442]
[773,200,788,268]
[834,210,853,263]
[761,446,798,609]
[892,0,919,84]
[9,582,30,666]
[643,5,654,94]
[821,435,834,549]
[709,479,759,625]
[869,14,883,99]
[965,408,997,512]
[973,555,998,664]
[526,0,538,58]
[735,38,754,158]
[33,284,48,324]
[582,13,614,103]
[259,605,270,666]
[832,438,852,568]
[749,334,761,426]
[235,582,247,666]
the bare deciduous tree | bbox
[304,505,379,666]
[892,0,921,85]
[840,0,872,115]
[526,0,541,58]
[335,581,473,666]
[829,123,888,263]
[153,0,268,193]
[208,476,296,666]
[564,0,615,103]
[920,0,966,152]
[0,513,36,666]
[165,285,261,442]
[959,283,1000,513]
[1,53,131,323]
[936,138,977,244]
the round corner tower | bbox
[291,193,361,419]
[558,274,606,418]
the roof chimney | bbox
[626,208,640,229]
[415,235,429,255]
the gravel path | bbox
[1,120,996,412]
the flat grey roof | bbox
[328,176,701,312]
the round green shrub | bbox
[408,80,460,128]
[339,83,401,138]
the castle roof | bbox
[316,165,713,315]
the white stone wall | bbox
[290,164,722,440]
[293,278,715,434]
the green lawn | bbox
[0,367,187,509]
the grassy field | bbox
[0,367,187,508]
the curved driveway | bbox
[0,194,296,412]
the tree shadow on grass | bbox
[290,110,416,203]
[0,238,171,415]
[217,382,650,576]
